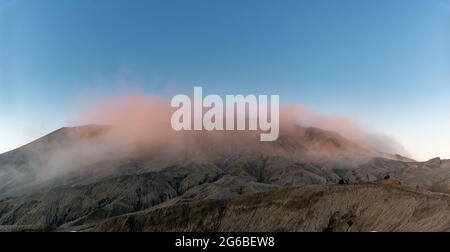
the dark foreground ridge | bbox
[91,182,450,232]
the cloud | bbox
[72,92,409,158]
[1,91,411,189]
[280,105,409,157]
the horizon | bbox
[1,0,450,161]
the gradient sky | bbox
[0,0,449,160]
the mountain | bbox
[0,125,445,231]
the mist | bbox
[71,93,410,157]
[0,91,414,198]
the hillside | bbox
[93,182,450,232]
[0,125,446,232]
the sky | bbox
[0,0,449,160]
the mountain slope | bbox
[0,125,412,198]
[92,182,450,232]
[0,125,441,232]
[0,126,110,197]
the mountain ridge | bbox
[0,124,445,232]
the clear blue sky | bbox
[0,0,449,160]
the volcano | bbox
[0,124,447,232]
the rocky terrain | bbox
[93,182,450,232]
[0,125,449,232]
